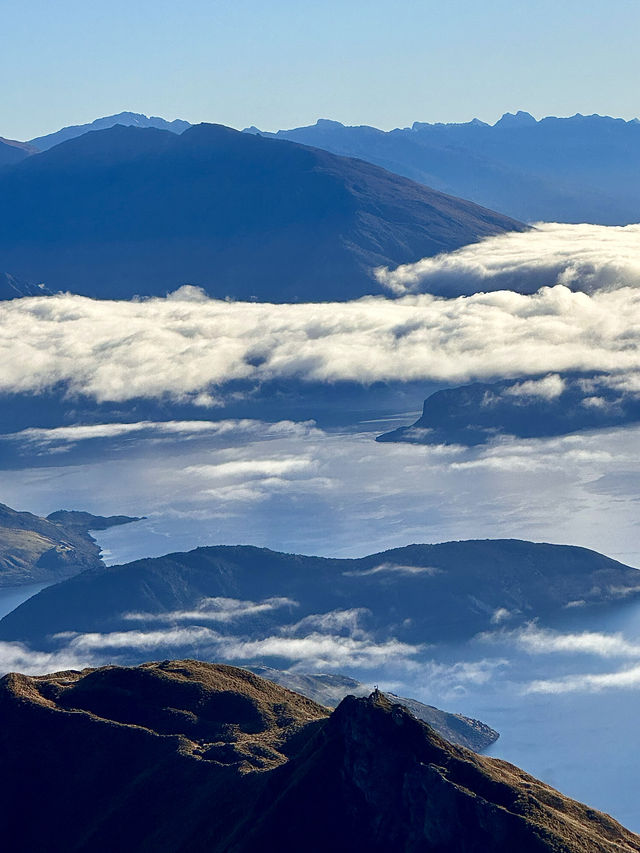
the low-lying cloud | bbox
[525,666,640,694]
[8,419,315,447]
[283,608,372,638]
[46,624,424,673]
[480,622,640,695]
[343,563,441,577]
[123,596,298,624]
[483,622,640,659]
[1,227,640,404]
[375,222,640,296]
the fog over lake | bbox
[1,416,639,566]
[1,414,640,828]
[1,222,640,834]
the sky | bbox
[2,0,640,141]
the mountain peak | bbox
[0,120,524,302]
[28,112,191,151]
[315,118,345,128]
[494,110,538,127]
[1,659,638,852]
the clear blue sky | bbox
[2,0,639,140]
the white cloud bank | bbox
[8,419,315,446]
[47,624,425,673]
[525,666,640,695]
[123,596,298,624]
[343,563,441,577]
[1,222,640,404]
[479,622,640,695]
[375,222,640,296]
[483,622,640,659]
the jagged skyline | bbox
[3,0,640,140]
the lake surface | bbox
[2,418,639,567]
[1,416,639,831]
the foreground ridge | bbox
[0,659,638,852]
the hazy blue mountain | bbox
[0,122,525,302]
[0,137,35,166]
[28,111,191,151]
[245,112,640,223]
[2,539,637,648]
[377,374,640,446]
[248,666,499,750]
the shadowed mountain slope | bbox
[2,539,638,648]
[0,122,525,301]
[0,660,637,852]
[0,502,140,587]
[0,137,35,167]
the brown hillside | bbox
[0,660,638,852]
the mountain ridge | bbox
[0,121,525,302]
[0,659,637,852]
[28,111,191,151]
[248,665,499,750]
[2,538,637,650]
[245,112,640,223]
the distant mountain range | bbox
[377,374,640,446]
[0,660,637,852]
[245,111,640,224]
[28,111,191,151]
[0,502,139,587]
[8,109,640,231]
[0,122,523,301]
[2,539,638,649]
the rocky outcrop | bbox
[249,665,499,751]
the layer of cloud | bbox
[483,622,640,659]
[123,596,298,624]
[0,640,93,675]
[375,222,640,296]
[343,563,441,577]
[480,622,640,696]
[503,374,566,400]
[525,666,640,695]
[283,608,371,638]
[4,417,640,570]
[0,276,639,402]
[47,625,424,673]
[7,419,315,447]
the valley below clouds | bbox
[2,221,640,832]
